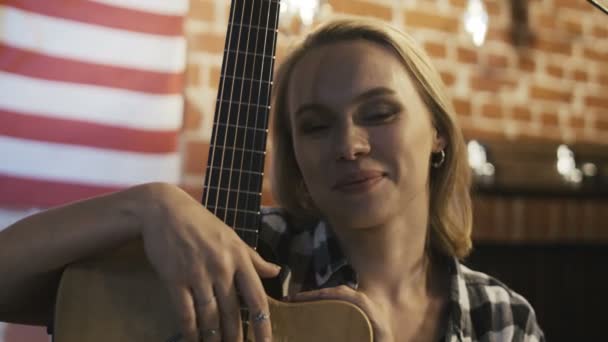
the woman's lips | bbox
[332,171,385,193]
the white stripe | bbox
[0,136,181,187]
[486,325,515,341]
[0,6,186,73]
[0,208,41,231]
[0,72,183,130]
[89,0,190,16]
[457,268,471,311]
[484,285,512,305]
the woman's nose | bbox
[335,124,371,161]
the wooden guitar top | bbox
[54,241,373,342]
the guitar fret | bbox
[212,121,268,132]
[216,98,270,110]
[234,227,259,233]
[208,145,266,155]
[205,167,263,176]
[224,48,275,61]
[221,72,273,83]
[228,22,279,33]
[204,186,261,197]
[205,205,260,215]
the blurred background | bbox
[0,0,606,341]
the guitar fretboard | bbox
[201,0,280,250]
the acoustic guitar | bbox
[53,1,373,341]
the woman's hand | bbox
[290,285,393,342]
[137,183,280,342]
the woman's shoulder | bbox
[458,263,534,309]
[454,262,545,341]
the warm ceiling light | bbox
[280,0,322,28]
[464,0,489,47]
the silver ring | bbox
[200,328,219,338]
[252,311,269,324]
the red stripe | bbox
[4,324,48,342]
[0,174,123,207]
[4,0,184,36]
[0,109,179,154]
[0,43,183,94]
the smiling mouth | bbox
[332,174,385,193]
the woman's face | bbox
[287,40,444,229]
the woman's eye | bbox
[364,110,397,123]
[299,122,328,133]
[359,101,401,123]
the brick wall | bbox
[182,0,608,242]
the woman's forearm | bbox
[0,182,165,324]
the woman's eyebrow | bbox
[294,103,330,119]
[352,87,396,104]
[294,87,396,119]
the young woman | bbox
[0,17,544,342]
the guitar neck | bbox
[201,0,280,249]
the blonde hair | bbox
[270,17,473,259]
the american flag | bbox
[0,0,189,340]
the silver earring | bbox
[431,150,445,168]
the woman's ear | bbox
[432,130,447,152]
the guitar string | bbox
[229,0,261,241]
[227,0,275,246]
[233,1,276,328]
[241,0,276,242]
[204,0,279,251]
[237,0,275,329]
[209,0,246,225]
[242,0,276,249]
[221,0,252,227]
[203,0,237,210]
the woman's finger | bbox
[235,261,273,342]
[215,282,243,342]
[166,286,198,342]
[191,283,221,342]
[246,245,282,278]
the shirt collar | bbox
[445,256,469,341]
[311,220,357,289]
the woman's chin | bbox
[327,202,393,230]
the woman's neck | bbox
[330,195,432,304]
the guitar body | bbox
[54,242,373,342]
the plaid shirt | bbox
[259,207,545,342]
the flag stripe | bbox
[0,208,40,230]
[0,1,187,210]
[0,71,183,130]
[0,174,123,208]
[90,0,189,16]
[0,5,186,73]
[3,0,184,36]
[0,109,178,153]
[0,43,183,95]
[0,136,181,187]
